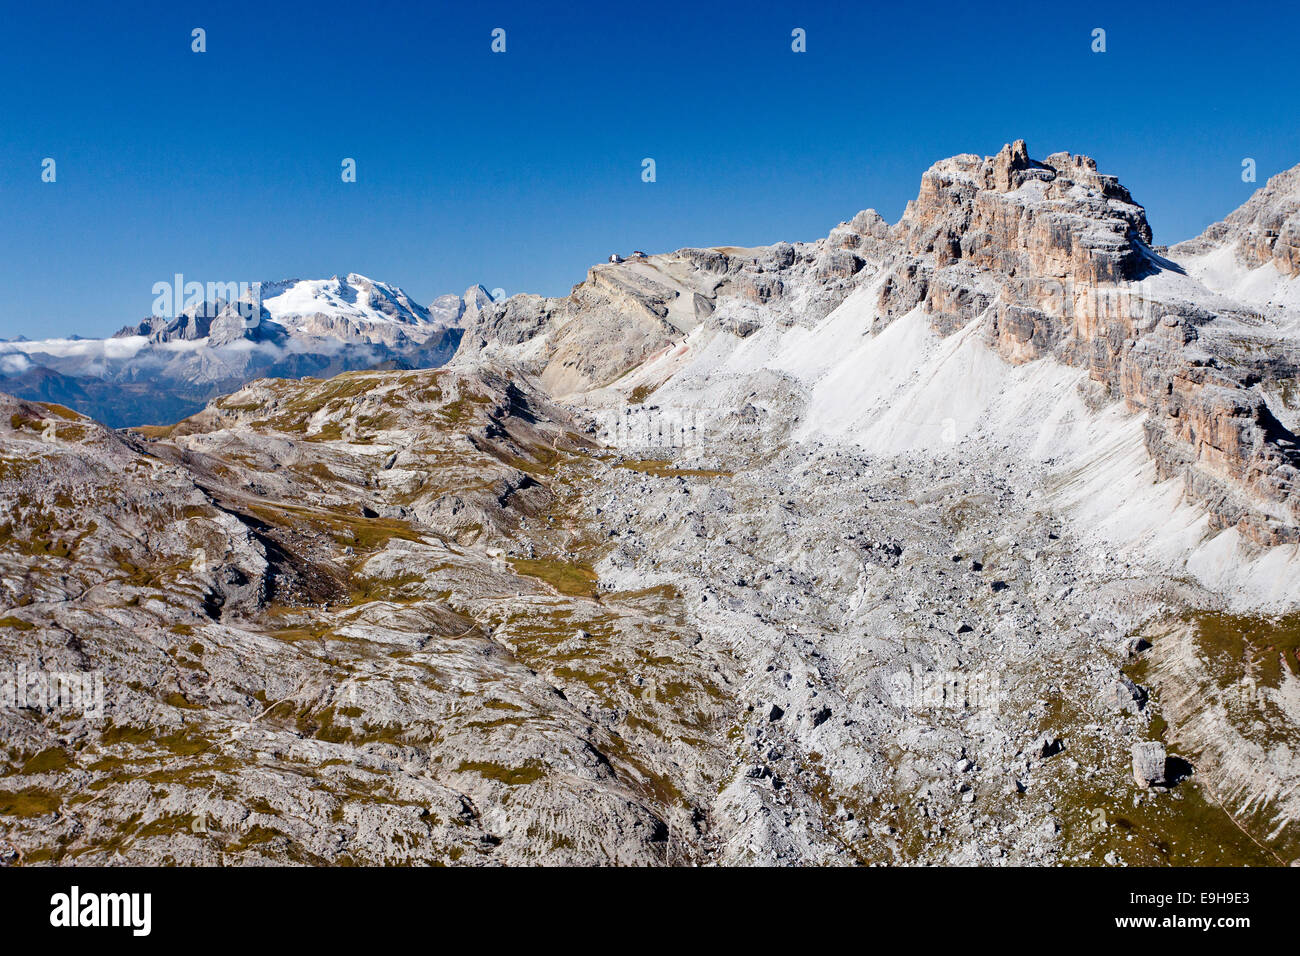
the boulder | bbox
[1132,741,1167,788]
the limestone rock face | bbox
[881,145,1300,545]
[879,141,1157,363]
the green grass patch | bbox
[616,459,732,479]
[508,557,599,599]
[0,786,60,817]
[454,760,546,786]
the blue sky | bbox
[1,0,1297,338]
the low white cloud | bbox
[1,336,148,361]
[0,351,33,375]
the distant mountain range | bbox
[0,274,494,426]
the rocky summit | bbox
[3,143,1300,867]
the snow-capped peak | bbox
[260,274,432,329]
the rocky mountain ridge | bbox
[458,142,1300,550]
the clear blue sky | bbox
[1,0,1297,338]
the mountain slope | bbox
[459,142,1300,560]
[0,374,740,864]
[1171,164,1300,314]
